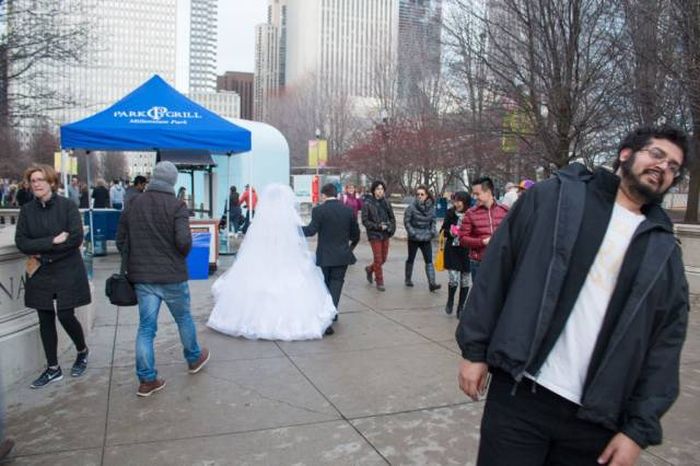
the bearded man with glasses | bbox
[456,126,690,466]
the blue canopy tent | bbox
[60,74,252,252]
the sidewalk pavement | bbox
[2,238,699,465]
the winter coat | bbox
[92,186,110,208]
[15,194,91,310]
[458,202,509,261]
[303,199,360,267]
[116,189,192,283]
[361,196,396,241]
[456,163,688,449]
[440,207,469,272]
[404,198,437,242]
[341,193,363,219]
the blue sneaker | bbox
[30,367,63,389]
[71,349,89,377]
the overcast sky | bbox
[217,0,267,74]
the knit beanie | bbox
[148,161,178,194]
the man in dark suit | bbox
[303,183,360,335]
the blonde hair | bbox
[24,164,59,192]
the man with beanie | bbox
[117,161,210,397]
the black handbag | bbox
[105,242,137,306]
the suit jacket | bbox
[303,198,360,267]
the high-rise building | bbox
[217,72,254,120]
[397,0,442,97]
[188,91,240,120]
[284,0,398,98]
[12,0,178,126]
[9,0,178,170]
[189,0,218,93]
[254,0,286,121]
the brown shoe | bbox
[137,378,166,397]
[188,348,210,374]
[0,439,15,461]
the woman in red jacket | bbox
[458,176,509,282]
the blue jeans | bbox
[470,260,481,284]
[134,282,201,382]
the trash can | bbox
[93,230,107,257]
[187,232,211,280]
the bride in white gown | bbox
[207,183,336,340]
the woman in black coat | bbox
[15,165,90,389]
[439,191,471,316]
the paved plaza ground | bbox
[2,238,699,465]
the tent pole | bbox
[248,151,253,221]
[226,153,231,232]
[61,150,69,197]
[208,165,213,218]
[86,151,95,257]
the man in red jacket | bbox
[459,176,509,281]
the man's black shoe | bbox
[30,367,63,389]
[71,348,89,377]
[324,326,335,336]
[365,266,374,284]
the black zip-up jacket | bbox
[456,163,688,448]
[361,196,396,241]
[116,188,192,283]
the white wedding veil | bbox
[208,183,336,340]
[212,183,311,298]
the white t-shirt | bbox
[529,202,645,405]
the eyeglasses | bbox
[639,147,682,178]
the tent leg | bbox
[85,153,96,255]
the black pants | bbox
[477,370,615,466]
[406,240,432,264]
[322,265,348,309]
[37,308,87,367]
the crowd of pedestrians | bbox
[2,125,692,465]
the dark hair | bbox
[471,176,494,193]
[370,180,386,195]
[133,175,147,185]
[452,191,470,205]
[321,183,337,198]
[614,125,691,174]
[415,184,433,201]
[230,185,238,193]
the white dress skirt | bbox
[207,184,336,341]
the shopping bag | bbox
[435,231,445,272]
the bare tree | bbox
[674,0,700,222]
[267,73,365,169]
[99,152,128,183]
[0,0,93,128]
[25,121,58,167]
[0,126,24,177]
[447,0,624,170]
